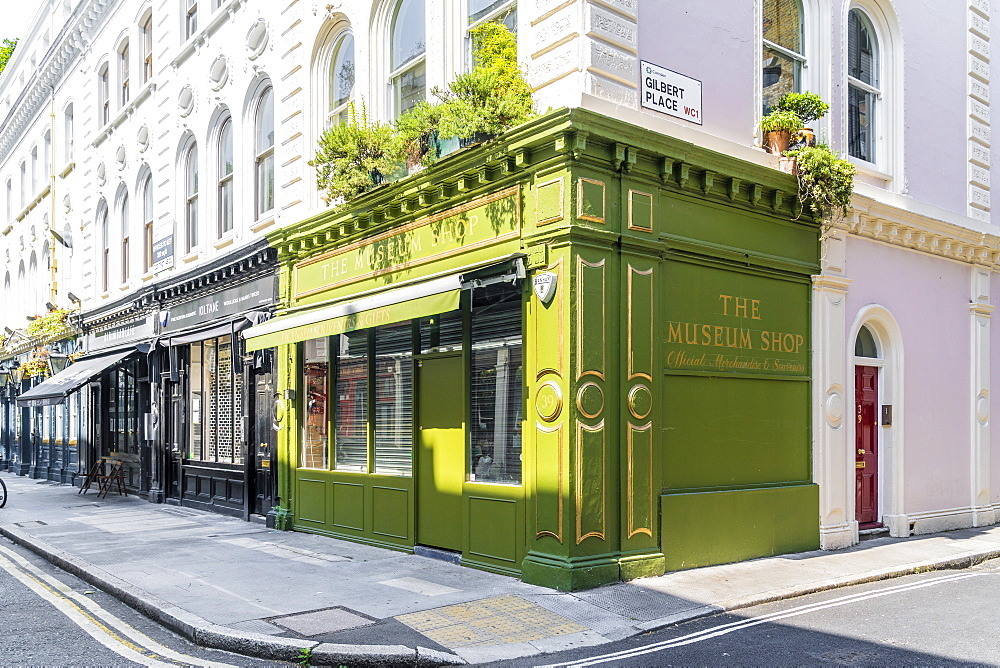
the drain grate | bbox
[13,521,48,528]
[574,584,690,622]
[269,606,377,637]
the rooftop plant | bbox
[25,307,74,340]
[774,92,829,126]
[784,144,856,220]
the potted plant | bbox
[20,355,50,379]
[760,109,804,155]
[775,92,829,147]
[25,307,73,340]
[311,102,406,206]
[396,22,535,161]
[784,144,856,220]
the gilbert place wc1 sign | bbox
[640,60,703,125]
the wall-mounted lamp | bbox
[48,354,70,375]
[67,292,81,304]
[25,315,37,322]
[45,302,57,311]
[4,326,13,335]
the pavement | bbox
[2,474,1000,667]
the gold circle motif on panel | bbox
[627,384,652,420]
[576,381,605,419]
[535,381,563,422]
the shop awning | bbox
[243,275,462,351]
[16,351,134,407]
[169,319,252,346]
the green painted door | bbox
[416,354,465,551]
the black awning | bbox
[16,351,134,407]
[168,319,251,346]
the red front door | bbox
[855,365,879,526]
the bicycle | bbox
[0,476,6,508]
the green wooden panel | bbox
[296,477,327,525]
[332,481,365,531]
[417,355,466,550]
[535,177,565,225]
[660,485,819,571]
[578,178,606,222]
[663,262,809,378]
[372,486,410,539]
[661,192,817,268]
[663,376,810,489]
[468,496,518,563]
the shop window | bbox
[847,8,879,163]
[390,0,426,117]
[107,359,142,460]
[374,322,413,475]
[761,0,804,115]
[188,336,244,464]
[335,329,368,471]
[302,337,329,469]
[469,284,522,484]
[328,31,355,126]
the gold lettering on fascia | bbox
[665,293,807,374]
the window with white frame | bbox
[467,0,516,64]
[98,63,110,126]
[761,0,804,114]
[119,40,130,106]
[847,7,878,163]
[183,141,198,252]
[19,160,25,207]
[98,200,109,292]
[64,104,74,162]
[30,146,37,194]
[119,190,130,283]
[217,116,234,235]
[5,178,11,220]
[141,173,153,272]
[141,12,153,82]
[43,131,50,184]
[254,86,274,218]
[328,31,355,126]
[185,0,198,40]
[390,0,425,118]
[62,223,73,286]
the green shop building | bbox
[243,109,820,590]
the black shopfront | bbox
[154,245,277,521]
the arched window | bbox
[64,103,74,162]
[119,189,130,283]
[43,131,50,185]
[98,62,110,126]
[61,223,73,287]
[141,11,153,82]
[855,325,879,358]
[3,273,10,320]
[119,38,130,106]
[328,32,355,125]
[254,86,274,218]
[762,0,804,114]
[19,160,26,208]
[217,116,234,235]
[30,145,37,194]
[5,178,11,220]
[183,141,199,252]
[16,261,25,319]
[28,252,38,313]
[97,200,109,292]
[141,173,153,272]
[390,0,425,117]
[847,8,879,163]
[469,0,516,30]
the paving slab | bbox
[2,473,1000,665]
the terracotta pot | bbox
[764,130,792,155]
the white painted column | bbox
[527,0,639,112]
[968,0,991,223]
[813,230,855,549]
[970,265,995,526]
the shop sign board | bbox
[640,60,702,125]
[294,186,521,299]
[86,315,156,352]
[162,275,276,332]
[150,234,174,273]
[664,265,807,377]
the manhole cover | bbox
[808,649,878,665]
[270,607,376,636]
[574,584,689,622]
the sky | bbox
[3,3,43,41]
